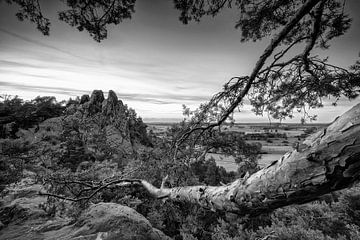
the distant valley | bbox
[147,122,329,172]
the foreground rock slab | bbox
[43,203,171,240]
[1,176,170,240]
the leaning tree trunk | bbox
[140,103,360,215]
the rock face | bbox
[0,173,49,239]
[79,94,90,104]
[102,90,119,116]
[87,90,105,115]
[33,90,149,167]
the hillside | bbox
[1,91,360,240]
[0,90,169,239]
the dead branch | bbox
[39,178,141,202]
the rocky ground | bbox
[0,170,170,240]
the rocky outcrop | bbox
[102,90,119,116]
[78,90,133,157]
[33,90,147,168]
[0,172,49,239]
[86,90,104,115]
[79,94,90,104]
[0,203,171,240]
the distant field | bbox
[206,153,286,172]
[206,153,237,172]
[261,145,293,153]
[148,122,325,172]
[259,153,285,167]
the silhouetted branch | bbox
[175,0,323,149]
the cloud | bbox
[115,92,209,104]
[0,58,96,77]
[0,81,88,97]
[0,60,47,69]
[0,81,210,104]
[175,86,192,90]
[0,69,52,80]
[0,28,92,61]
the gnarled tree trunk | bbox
[141,103,360,215]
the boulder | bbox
[0,174,49,239]
[1,175,46,206]
[43,203,171,240]
[1,176,170,240]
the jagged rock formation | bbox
[79,94,90,104]
[86,89,105,115]
[31,90,151,170]
[76,90,133,157]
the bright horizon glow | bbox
[0,0,359,123]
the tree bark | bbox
[141,103,360,215]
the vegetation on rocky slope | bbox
[1,91,360,239]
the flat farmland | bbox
[206,153,287,172]
[147,122,328,172]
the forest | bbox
[1,0,360,239]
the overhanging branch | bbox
[176,0,323,148]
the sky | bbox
[0,0,359,123]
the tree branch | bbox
[142,103,360,215]
[39,178,141,202]
[176,0,323,148]
[302,0,326,79]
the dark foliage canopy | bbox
[0,95,65,138]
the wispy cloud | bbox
[0,81,88,97]
[0,69,52,79]
[0,60,47,69]
[116,92,209,104]
[0,28,92,61]
[0,81,210,104]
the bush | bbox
[0,157,24,192]
[0,139,31,156]
[0,95,65,138]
